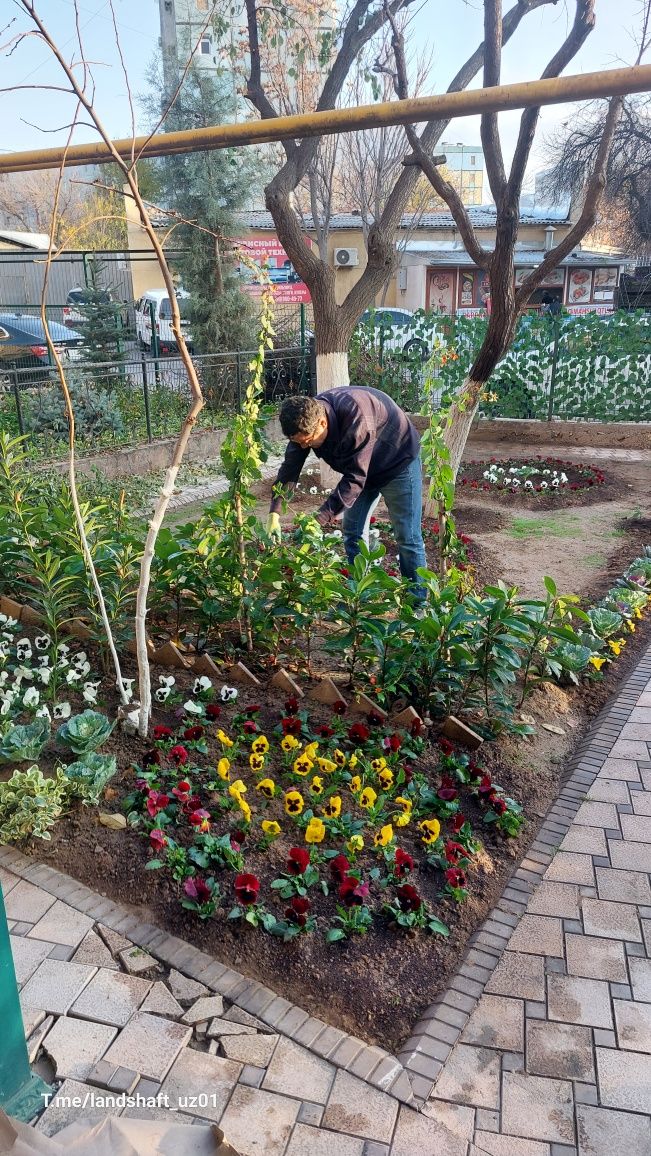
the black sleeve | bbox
[269,442,310,512]
[318,409,376,520]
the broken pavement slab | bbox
[167,967,209,1005]
[119,945,159,975]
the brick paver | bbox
[2,645,651,1153]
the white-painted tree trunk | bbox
[316,351,349,490]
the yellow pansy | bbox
[371,757,387,772]
[360,787,377,809]
[293,755,313,777]
[237,797,251,823]
[305,817,326,844]
[281,735,301,752]
[261,819,281,838]
[284,790,304,815]
[323,795,342,818]
[249,753,265,772]
[317,757,338,774]
[256,778,276,798]
[394,795,412,814]
[589,655,607,671]
[230,779,247,796]
[216,757,231,781]
[347,835,364,854]
[348,754,358,769]
[304,741,319,760]
[350,775,362,794]
[217,730,234,748]
[333,749,346,766]
[310,775,324,796]
[626,618,636,633]
[378,768,394,790]
[374,823,394,847]
[419,817,441,845]
[634,606,643,620]
[252,736,270,754]
[609,638,626,656]
[395,812,411,828]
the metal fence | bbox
[1,345,314,457]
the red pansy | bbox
[437,775,458,802]
[235,873,260,905]
[317,724,335,738]
[444,840,467,864]
[332,700,347,716]
[243,720,258,734]
[184,876,212,904]
[329,854,351,882]
[281,717,302,736]
[183,725,204,741]
[452,812,466,833]
[338,875,370,906]
[189,808,211,827]
[285,896,311,926]
[153,725,173,741]
[395,883,422,913]
[383,733,402,753]
[284,697,299,715]
[394,848,414,878]
[170,744,189,766]
[445,867,467,889]
[146,790,170,817]
[287,847,310,875]
[348,722,370,742]
[438,738,455,756]
[206,703,222,720]
[149,829,167,852]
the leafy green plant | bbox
[25,380,125,443]
[324,542,402,687]
[62,753,117,805]
[0,764,69,842]
[57,709,115,755]
[0,717,51,763]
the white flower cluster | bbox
[482,464,569,490]
[0,624,98,723]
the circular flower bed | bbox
[459,456,605,496]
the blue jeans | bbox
[342,453,427,599]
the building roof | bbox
[238,205,572,232]
[401,245,624,267]
[0,230,51,251]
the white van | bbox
[135,289,193,354]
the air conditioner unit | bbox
[334,247,359,268]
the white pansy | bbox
[118,677,135,703]
[53,701,72,720]
[158,675,176,688]
[0,614,18,627]
[524,480,534,489]
[512,479,521,487]
[542,469,551,475]
[57,656,69,671]
[37,655,50,669]
[183,699,203,715]
[34,634,51,651]
[57,642,70,656]
[323,488,332,494]
[540,481,548,489]
[560,472,568,484]
[23,686,40,708]
[38,667,52,686]
[0,671,7,686]
[13,665,34,683]
[305,469,315,476]
[83,683,100,704]
[309,486,318,495]
[36,704,51,720]
[551,478,560,487]
[220,685,238,703]
[66,668,83,684]
[193,676,212,695]
[1,693,16,716]
[508,467,517,474]
[72,651,88,667]
[16,639,32,662]
[329,529,343,539]
[154,687,171,703]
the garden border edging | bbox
[395,640,651,1107]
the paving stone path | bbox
[2,645,651,1154]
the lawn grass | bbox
[508,513,582,540]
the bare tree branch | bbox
[481,0,507,200]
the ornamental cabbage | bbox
[62,753,117,805]
[0,716,51,763]
[56,709,115,755]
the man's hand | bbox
[314,509,331,528]
[267,512,282,543]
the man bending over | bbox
[268,387,427,597]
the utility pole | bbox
[158,0,179,104]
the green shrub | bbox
[25,380,124,442]
[0,765,68,842]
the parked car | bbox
[134,289,193,354]
[357,307,448,360]
[0,313,84,384]
[63,286,119,328]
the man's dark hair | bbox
[279,395,326,437]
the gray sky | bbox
[1,0,647,190]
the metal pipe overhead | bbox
[1,64,651,175]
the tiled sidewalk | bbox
[2,645,651,1154]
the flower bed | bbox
[459,456,606,499]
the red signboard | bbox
[233,236,312,304]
